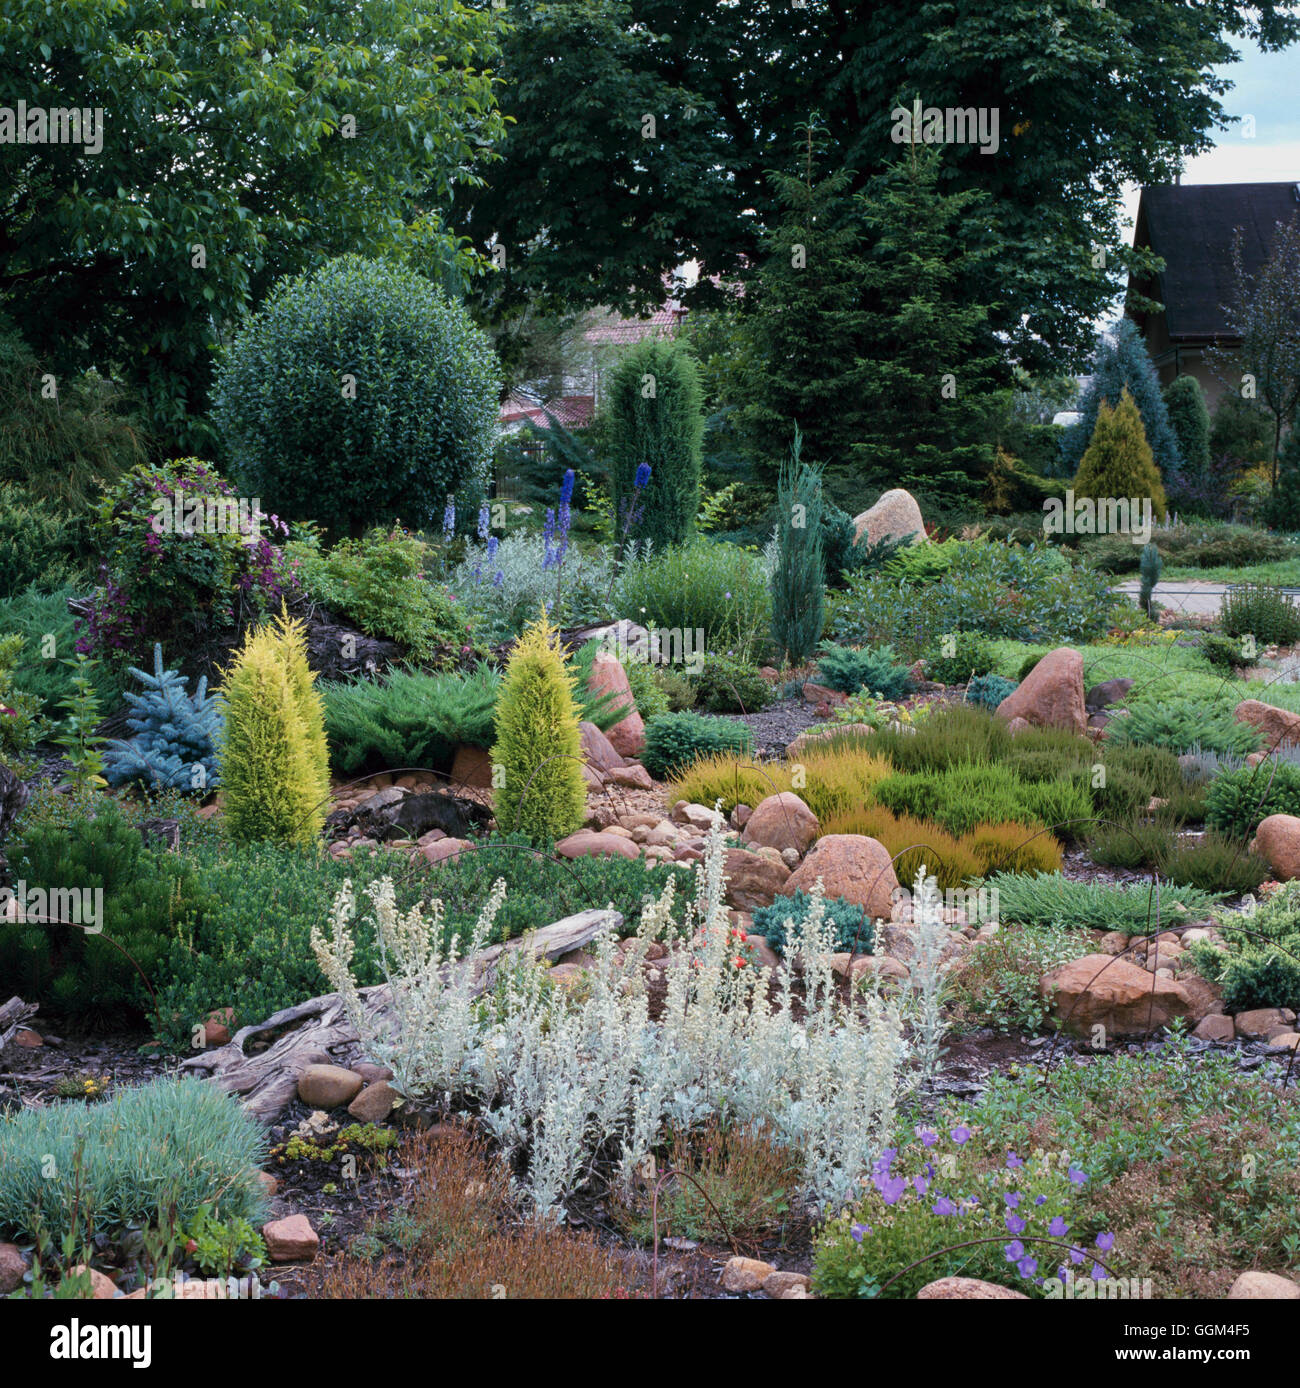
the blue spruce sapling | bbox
[103,644,223,793]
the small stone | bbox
[204,1007,235,1047]
[744,935,782,969]
[68,1264,117,1298]
[1268,1032,1300,1050]
[420,837,473,865]
[297,1063,364,1109]
[256,1171,279,1198]
[720,1256,776,1293]
[763,1271,811,1297]
[1098,930,1131,955]
[0,1242,25,1294]
[353,1062,395,1084]
[13,1028,41,1048]
[1226,1270,1300,1299]
[1235,1008,1293,1040]
[1192,1014,1234,1042]
[348,1080,399,1122]
[916,1276,1028,1300]
[263,1214,319,1263]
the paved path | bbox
[1114,580,1300,618]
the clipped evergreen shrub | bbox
[214,255,500,536]
[607,336,704,551]
[641,711,753,781]
[491,609,587,842]
[815,643,913,699]
[1072,389,1167,524]
[1162,375,1211,479]
[216,611,330,846]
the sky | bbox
[1120,39,1300,233]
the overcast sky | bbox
[1120,39,1300,233]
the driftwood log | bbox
[0,996,39,1051]
[179,908,619,1124]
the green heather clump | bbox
[980,872,1222,931]
[0,1077,268,1251]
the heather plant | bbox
[491,609,587,842]
[217,611,331,846]
[977,872,1221,932]
[103,643,223,793]
[812,1128,1107,1299]
[1220,583,1300,647]
[313,816,910,1218]
[0,1077,268,1252]
[668,745,891,819]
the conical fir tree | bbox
[491,607,587,842]
[1063,319,1184,481]
[1073,389,1167,524]
[1162,374,1211,479]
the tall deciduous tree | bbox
[0,0,505,452]
[466,0,1299,375]
[1212,216,1300,488]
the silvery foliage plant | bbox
[313,811,919,1221]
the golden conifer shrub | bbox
[491,608,587,842]
[216,611,331,846]
[1072,388,1168,522]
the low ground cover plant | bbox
[1106,698,1260,756]
[977,872,1222,931]
[0,1076,268,1254]
[815,642,913,699]
[812,1126,1106,1298]
[949,922,1079,1035]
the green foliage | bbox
[770,434,825,663]
[1210,395,1274,474]
[0,587,121,717]
[1063,321,1183,481]
[491,610,587,842]
[831,540,1116,656]
[1,801,204,1027]
[1157,830,1268,897]
[321,664,502,775]
[1264,420,1300,531]
[0,635,45,760]
[1138,541,1162,618]
[0,317,147,512]
[815,643,913,699]
[950,922,1080,1036]
[0,0,505,453]
[0,484,91,599]
[0,1077,268,1252]
[1106,699,1261,757]
[1205,761,1300,838]
[1198,632,1252,671]
[641,711,753,781]
[924,631,997,685]
[964,674,1018,712]
[51,655,108,791]
[288,529,471,664]
[1220,583,1300,647]
[872,762,1091,840]
[1072,390,1168,522]
[812,1129,1095,1299]
[1220,950,1300,1014]
[690,655,773,714]
[618,539,772,665]
[1086,813,1178,870]
[1163,375,1212,479]
[103,644,222,793]
[217,257,501,536]
[84,458,297,664]
[1080,522,1294,574]
[606,337,704,551]
[217,613,331,847]
[754,891,873,959]
[982,872,1222,931]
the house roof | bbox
[1130,181,1300,342]
[499,392,595,430]
[583,305,687,346]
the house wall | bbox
[1140,314,1234,411]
